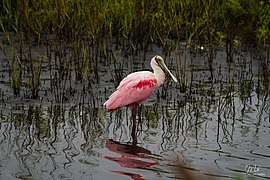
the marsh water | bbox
[0,41,269,179]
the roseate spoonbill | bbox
[104,55,178,134]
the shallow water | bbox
[0,43,270,179]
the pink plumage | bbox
[104,55,177,112]
[104,71,157,110]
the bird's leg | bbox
[131,103,138,145]
[131,103,138,124]
[131,122,137,146]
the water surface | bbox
[0,44,269,179]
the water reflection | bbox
[103,139,157,180]
[0,46,269,179]
[0,105,109,179]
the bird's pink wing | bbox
[104,71,157,110]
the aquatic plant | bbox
[0,0,270,98]
[1,0,269,45]
[28,56,42,99]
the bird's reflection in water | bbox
[103,127,157,180]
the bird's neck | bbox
[153,66,165,87]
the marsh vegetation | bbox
[1,0,270,98]
[0,0,269,179]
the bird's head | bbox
[153,55,178,83]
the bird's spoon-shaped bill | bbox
[160,61,178,83]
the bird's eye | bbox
[155,56,161,64]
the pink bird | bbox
[104,55,178,135]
